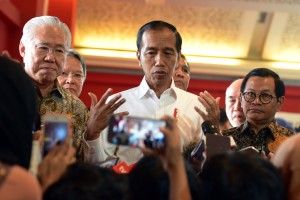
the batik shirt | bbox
[35,81,89,160]
[222,120,294,153]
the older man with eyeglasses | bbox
[19,16,126,161]
[18,16,89,160]
[222,68,294,158]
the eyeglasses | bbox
[34,43,67,58]
[60,72,85,80]
[242,92,277,104]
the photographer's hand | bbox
[37,127,76,192]
[141,115,191,200]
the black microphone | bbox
[190,121,219,161]
[201,120,218,135]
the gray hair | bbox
[20,16,72,49]
[67,49,87,77]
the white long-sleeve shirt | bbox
[84,77,205,165]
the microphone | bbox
[201,120,219,135]
[190,121,220,162]
[190,139,205,161]
[190,120,216,161]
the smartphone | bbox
[107,115,166,149]
[239,146,259,155]
[42,114,69,156]
[190,139,206,161]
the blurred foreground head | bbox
[199,151,286,200]
[272,134,300,200]
[0,57,37,169]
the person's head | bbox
[173,54,190,91]
[225,78,245,127]
[43,162,128,200]
[272,134,300,200]
[240,68,285,126]
[19,16,71,86]
[199,151,286,200]
[0,57,37,169]
[129,155,201,200]
[129,156,169,200]
[57,49,86,97]
[136,20,182,93]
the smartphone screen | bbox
[42,114,69,156]
[108,115,166,149]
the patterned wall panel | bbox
[74,0,300,82]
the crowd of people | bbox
[0,15,299,200]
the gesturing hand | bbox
[86,88,128,140]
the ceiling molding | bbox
[80,52,300,86]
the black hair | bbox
[128,155,201,200]
[199,152,287,200]
[136,20,182,53]
[240,68,285,98]
[128,156,169,200]
[43,162,129,200]
[0,56,37,169]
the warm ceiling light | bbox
[145,0,165,5]
[185,56,242,66]
[77,48,136,59]
[77,48,300,70]
[78,48,243,65]
[271,62,300,70]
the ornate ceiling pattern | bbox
[74,0,300,85]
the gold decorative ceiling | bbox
[74,0,300,84]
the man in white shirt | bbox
[84,20,217,165]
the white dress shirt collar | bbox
[138,76,178,100]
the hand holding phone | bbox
[42,114,70,156]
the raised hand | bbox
[86,88,128,140]
[194,90,221,133]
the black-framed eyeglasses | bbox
[242,92,277,104]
